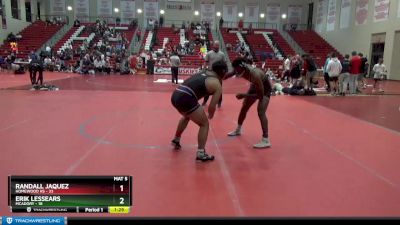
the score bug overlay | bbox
[8,176,132,214]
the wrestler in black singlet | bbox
[171,71,216,115]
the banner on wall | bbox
[201,2,215,29]
[154,66,200,75]
[398,0,400,18]
[244,3,259,24]
[50,0,66,15]
[266,4,280,24]
[355,0,369,26]
[339,0,351,29]
[144,0,159,26]
[74,0,89,22]
[0,0,6,29]
[316,0,327,32]
[97,0,112,18]
[374,0,390,22]
[287,5,302,25]
[166,1,192,10]
[326,0,336,31]
[222,1,237,23]
[121,0,136,24]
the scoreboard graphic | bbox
[8,176,132,214]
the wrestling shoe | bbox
[253,138,272,149]
[196,151,215,162]
[171,139,181,150]
[227,129,241,136]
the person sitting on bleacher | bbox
[74,19,80,27]
[54,57,67,72]
[148,18,155,30]
[94,56,104,73]
[103,57,111,75]
[81,54,92,75]
[6,52,16,66]
[6,33,17,42]
[290,24,298,32]
[43,56,55,71]
[0,55,6,71]
[28,51,38,62]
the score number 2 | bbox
[120,185,125,205]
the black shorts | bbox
[248,79,271,97]
[171,87,200,115]
[329,76,338,82]
[290,67,301,79]
[283,70,290,78]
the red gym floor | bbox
[1,72,400,217]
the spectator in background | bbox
[43,56,53,71]
[302,54,317,91]
[282,55,291,83]
[94,56,104,73]
[238,19,244,33]
[219,17,224,29]
[0,55,6,71]
[45,18,52,26]
[129,53,138,75]
[372,57,386,93]
[104,57,111,75]
[339,54,351,96]
[326,52,342,96]
[261,58,268,72]
[202,41,226,107]
[29,51,38,62]
[148,18,155,30]
[140,51,147,69]
[120,56,130,75]
[290,23,298,31]
[248,23,253,35]
[349,51,361,95]
[170,52,181,84]
[159,15,164,28]
[225,43,232,51]
[7,33,17,42]
[74,19,81,27]
[358,53,368,90]
[290,55,302,85]
[323,53,332,92]
[146,54,155,75]
[45,45,52,57]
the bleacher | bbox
[0,20,63,58]
[220,28,242,62]
[221,28,297,72]
[53,27,80,52]
[269,30,296,57]
[287,30,342,67]
[142,27,214,67]
[152,27,180,52]
[52,23,136,69]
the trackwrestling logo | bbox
[1,217,65,225]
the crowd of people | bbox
[0,18,387,96]
[277,51,386,96]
